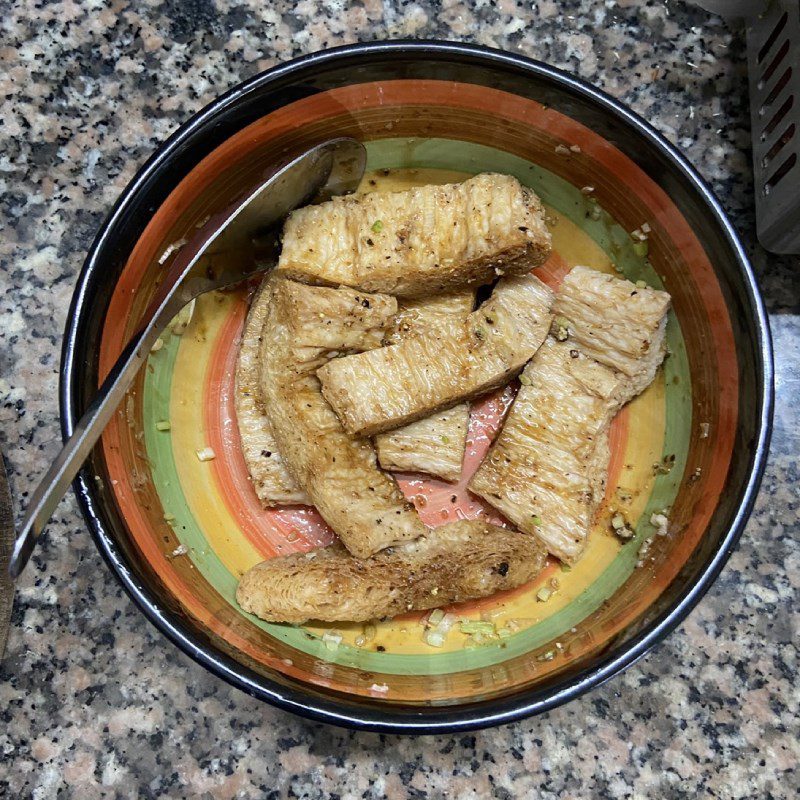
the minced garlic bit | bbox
[580,185,595,195]
[155,420,171,432]
[537,650,556,662]
[536,586,553,602]
[171,544,188,557]
[158,238,188,265]
[700,422,710,438]
[555,144,571,155]
[610,511,635,540]
[428,608,445,626]
[322,631,342,651]
[650,512,669,537]
[150,337,164,353]
[590,205,602,221]
[569,144,582,153]
[636,536,654,567]
[195,447,216,462]
[653,453,676,475]
[369,683,389,693]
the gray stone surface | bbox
[0,1,797,797]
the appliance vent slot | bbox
[762,95,794,139]
[763,123,796,167]
[764,152,797,195]
[747,1,800,252]
[759,39,790,88]
[757,11,788,63]
[761,67,793,112]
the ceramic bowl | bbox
[62,41,772,732]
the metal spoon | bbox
[4,137,367,586]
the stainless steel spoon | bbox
[4,137,367,585]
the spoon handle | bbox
[6,287,192,580]
[0,454,13,656]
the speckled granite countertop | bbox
[0,1,797,797]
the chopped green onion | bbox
[531,515,542,526]
[536,587,553,602]
[560,563,572,573]
[460,620,496,635]
[519,373,532,386]
[633,240,649,257]
[155,420,171,432]
[635,279,647,289]
[371,220,383,233]
[553,316,570,341]
[497,627,513,639]
[441,435,450,444]
[363,623,377,642]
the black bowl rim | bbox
[60,40,774,734]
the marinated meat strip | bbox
[257,276,427,558]
[318,274,555,437]
[237,290,475,502]
[276,173,551,297]
[375,292,475,481]
[235,281,310,506]
[470,268,671,563]
[236,519,548,624]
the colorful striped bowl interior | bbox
[96,80,737,707]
